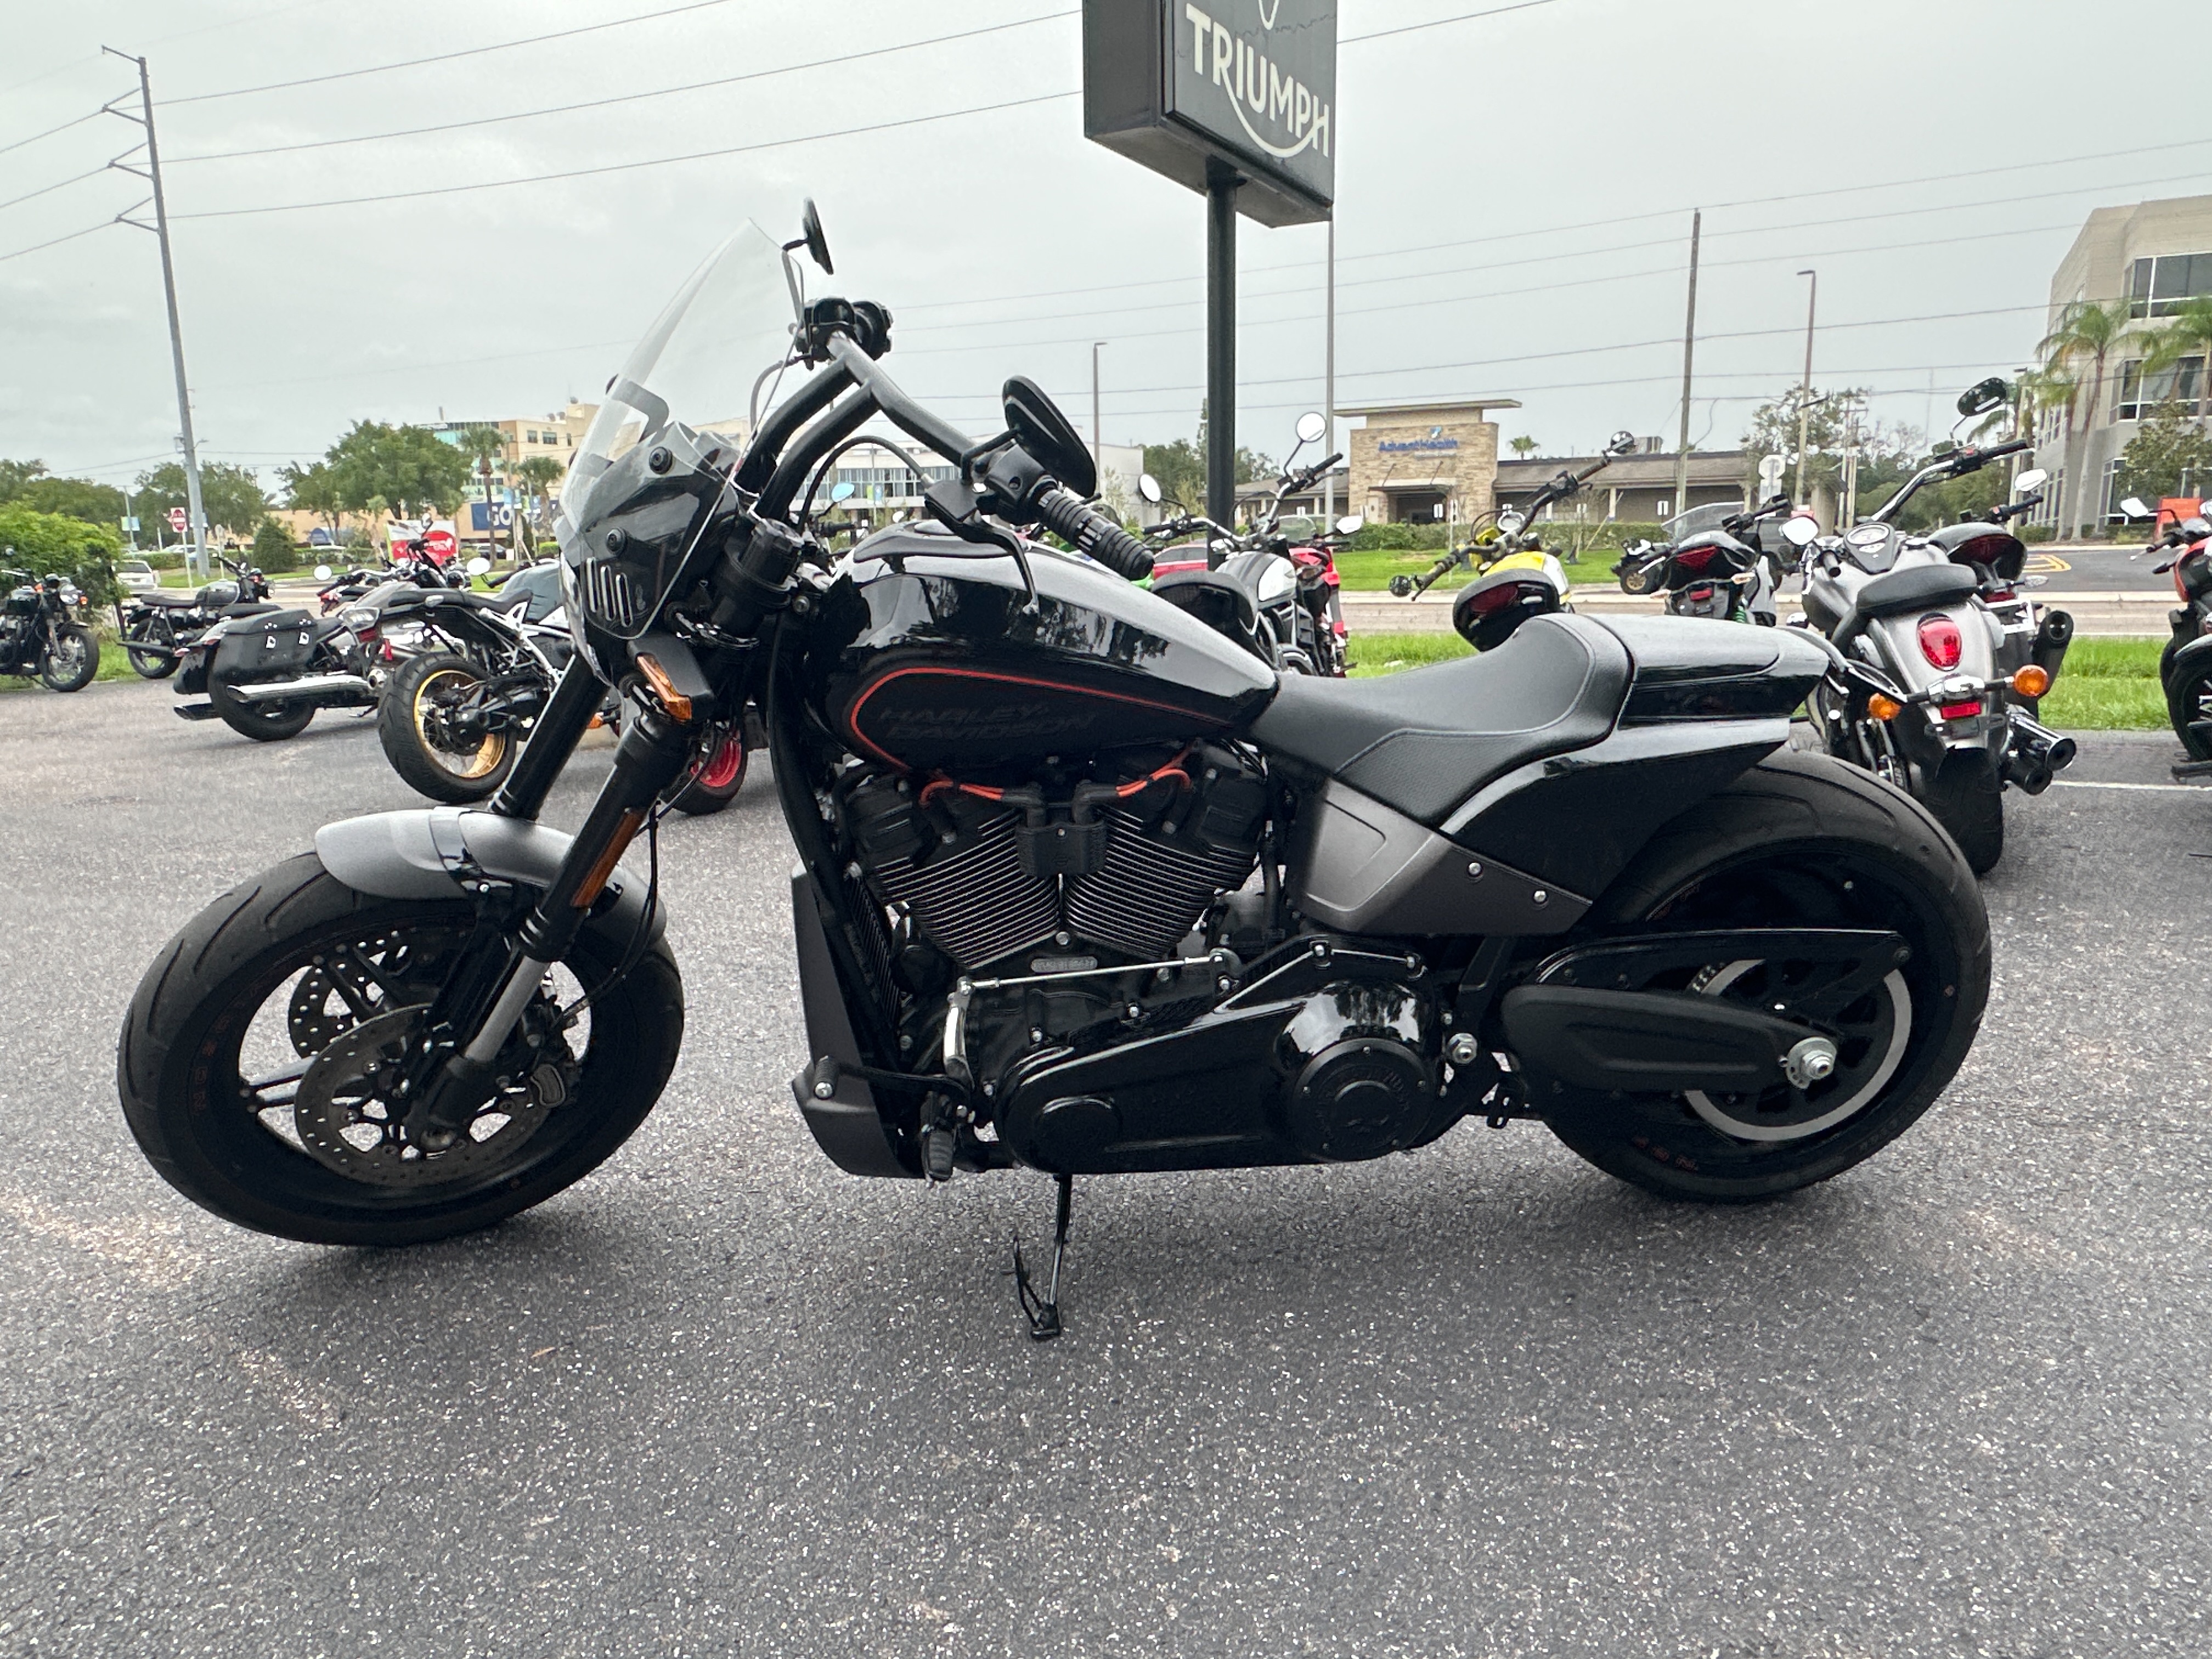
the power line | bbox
[0,219,115,264]
[169,12,1080,165]
[170,89,1077,219]
[0,165,114,216]
[0,107,105,160]
[164,0,741,105]
[1341,0,1562,44]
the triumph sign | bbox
[1084,0,1336,226]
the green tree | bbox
[2038,297,2137,537]
[2114,400,2212,505]
[277,459,344,533]
[454,424,509,554]
[19,475,126,527]
[250,517,300,574]
[131,460,270,539]
[2144,295,2212,378]
[0,459,50,503]
[1142,432,1274,515]
[0,503,123,602]
[1509,435,1539,460]
[324,422,471,518]
[510,454,566,551]
[1743,386,1920,520]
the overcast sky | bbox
[2,0,2203,499]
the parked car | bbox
[115,558,160,595]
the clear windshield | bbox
[1664,502,1737,541]
[556,222,797,550]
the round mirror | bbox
[1334,514,1363,534]
[1956,376,2010,419]
[2012,468,2048,496]
[829,480,856,503]
[1782,515,1819,547]
[1606,430,1637,454]
[465,555,493,576]
[1295,411,1327,445]
[1387,575,1414,597]
[1139,473,1163,505]
[2119,496,2153,520]
[1496,509,1527,537]
[313,564,333,581]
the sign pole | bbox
[1206,164,1239,554]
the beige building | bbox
[1341,397,1520,527]
[2033,194,2212,528]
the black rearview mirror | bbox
[1002,376,1097,498]
[1606,430,1636,455]
[800,198,832,275]
[1956,376,2009,419]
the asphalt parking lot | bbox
[4,675,2210,1658]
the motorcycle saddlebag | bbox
[212,608,319,682]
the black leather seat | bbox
[1833,562,1978,645]
[137,591,206,607]
[1251,613,1632,825]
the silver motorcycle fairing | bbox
[314,807,665,943]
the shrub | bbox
[2019,524,2055,544]
[0,504,123,605]
[143,550,184,569]
[1346,521,1449,552]
[250,518,300,574]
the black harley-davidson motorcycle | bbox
[119,208,1990,1338]
[1,567,99,692]
[116,554,273,679]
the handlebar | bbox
[1034,484,1153,580]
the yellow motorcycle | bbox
[1390,432,1632,650]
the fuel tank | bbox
[810,524,1278,775]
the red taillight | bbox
[1686,584,1714,602]
[1939,698,1983,720]
[1470,582,1522,616]
[1674,545,1717,573]
[1917,615,1963,669]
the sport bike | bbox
[119,206,1991,1339]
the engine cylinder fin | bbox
[1065,808,1257,962]
[875,810,1060,971]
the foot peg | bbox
[1010,1174,1074,1340]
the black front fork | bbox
[491,655,606,822]
[404,689,695,1145]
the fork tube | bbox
[491,656,604,821]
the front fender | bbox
[312,808,665,945]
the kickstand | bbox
[1010,1173,1073,1341]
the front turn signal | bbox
[1866,692,1903,721]
[2011,664,2051,698]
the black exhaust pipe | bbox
[2002,706,2076,795]
[2030,608,2074,687]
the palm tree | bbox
[1509,435,1539,460]
[511,455,566,553]
[2038,298,2137,538]
[455,424,508,558]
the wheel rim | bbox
[697,731,743,789]
[414,667,507,779]
[1682,959,1912,1142]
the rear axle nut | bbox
[1783,1036,1839,1090]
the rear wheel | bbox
[379,651,518,803]
[211,673,315,741]
[2166,655,2212,761]
[1541,751,1989,1203]
[125,619,179,679]
[117,854,682,1245]
[38,625,98,692]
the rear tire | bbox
[2165,655,2212,761]
[116,853,682,1246]
[125,620,180,678]
[211,673,315,741]
[379,651,518,804]
[1923,761,2005,875]
[1541,750,1990,1204]
[38,625,98,692]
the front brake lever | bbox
[922,478,1039,613]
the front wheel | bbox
[2166,654,2212,761]
[117,854,683,1245]
[379,651,519,803]
[1541,751,1989,1203]
[38,625,98,692]
[665,722,747,816]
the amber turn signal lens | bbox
[2011,664,2051,698]
[1866,692,1903,721]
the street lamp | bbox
[1793,268,1818,509]
[1092,341,1108,478]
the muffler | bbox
[228,673,374,703]
[1500,984,1824,1097]
[2002,706,2076,795]
[2031,609,2074,685]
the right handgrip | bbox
[1032,483,1155,580]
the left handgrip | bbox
[1032,483,1154,580]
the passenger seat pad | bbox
[1251,613,1632,825]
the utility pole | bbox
[1841,402,1860,527]
[1205,162,1239,556]
[1673,211,1701,521]
[104,48,210,583]
[1323,218,1338,527]
[1091,341,1108,483]
[1792,268,1818,509]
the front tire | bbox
[38,625,98,692]
[125,620,180,678]
[2166,654,2212,761]
[379,651,518,804]
[117,854,682,1245]
[1540,751,1990,1204]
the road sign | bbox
[1758,455,1787,494]
[1084,0,1336,227]
[166,506,188,533]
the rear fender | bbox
[312,807,664,945]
